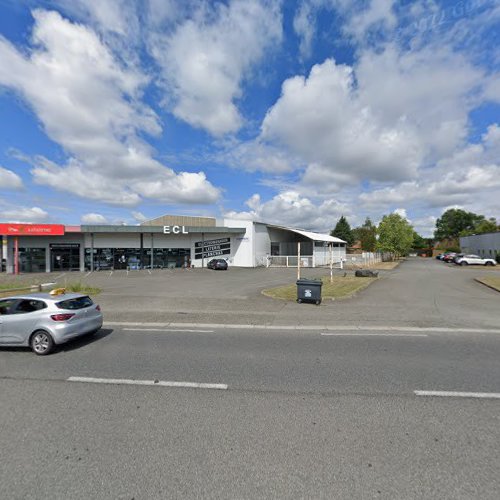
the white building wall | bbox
[254,223,271,267]
[223,219,255,267]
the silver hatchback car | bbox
[0,292,103,355]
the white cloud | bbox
[81,213,108,224]
[0,205,49,223]
[0,166,23,190]
[0,9,220,206]
[360,127,500,215]
[393,207,409,220]
[261,58,422,183]
[131,211,148,222]
[148,0,282,136]
[344,0,397,41]
[220,140,296,173]
[225,190,350,232]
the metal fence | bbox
[267,256,314,268]
[344,252,383,267]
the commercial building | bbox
[0,216,346,273]
[459,232,500,260]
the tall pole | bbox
[330,243,333,283]
[201,232,205,269]
[297,241,301,280]
[14,236,19,275]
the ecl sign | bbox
[163,225,189,234]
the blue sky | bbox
[0,0,499,236]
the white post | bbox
[330,244,333,283]
[297,242,301,280]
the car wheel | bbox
[485,262,494,266]
[30,330,55,356]
[460,261,468,266]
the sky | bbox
[0,0,499,237]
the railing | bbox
[267,256,314,268]
[344,252,383,267]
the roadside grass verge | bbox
[475,276,500,293]
[345,260,402,271]
[0,281,101,297]
[262,275,377,301]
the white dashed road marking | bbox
[67,376,228,390]
[321,333,428,337]
[123,328,215,333]
[414,390,500,399]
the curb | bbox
[474,278,500,293]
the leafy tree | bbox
[353,217,377,251]
[434,209,485,240]
[331,216,355,246]
[411,231,427,249]
[376,213,414,258]
[460,217,498,236]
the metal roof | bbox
[268,225,346,244]
[80,225,246,234]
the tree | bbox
[411,231,427,249]
[460,217,498,236]
[353,217,377,251]
[376,213,414,258]
[434,209,485,240]
[331,216,355,246]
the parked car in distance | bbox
[0,292,103,355]
[207,258,228,270]
[442,253,457,263]
[454,254,497,266]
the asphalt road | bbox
[1,325,500,499]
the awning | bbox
[269,225,346,244]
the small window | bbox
[56,296,93,310]
[14,299,47,314]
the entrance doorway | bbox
[50,244,80,271]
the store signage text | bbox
[194,238,231,259]
[0,223,65,236]
[163,225,189,234]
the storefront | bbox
[0,217,346,273]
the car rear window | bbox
[56,296,94,310]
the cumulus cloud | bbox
[148,0,282,136]
[360,125,500,214]
[0,9,220,206]
[81,213,108,224]
[225,191,351,232]
[0,205,49,223]
[0,166,23,190]
[261,58,422,183]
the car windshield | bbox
[56,296,94,310]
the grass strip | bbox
[475,276,500,293]
[262,275,377,301]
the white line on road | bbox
[123,328,215,333]
[321,333,428,337]
[67,376,228,390]
[415,390,500,399]
[109,271,113,277]
[104,321,500,335]
[54,273,66,280]
[84,271,92,277]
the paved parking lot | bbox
[1,259,498,329]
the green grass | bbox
[0,280,101,296]
[262,275,377,301]
[64,282,102,296]
[475,276,500,292]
